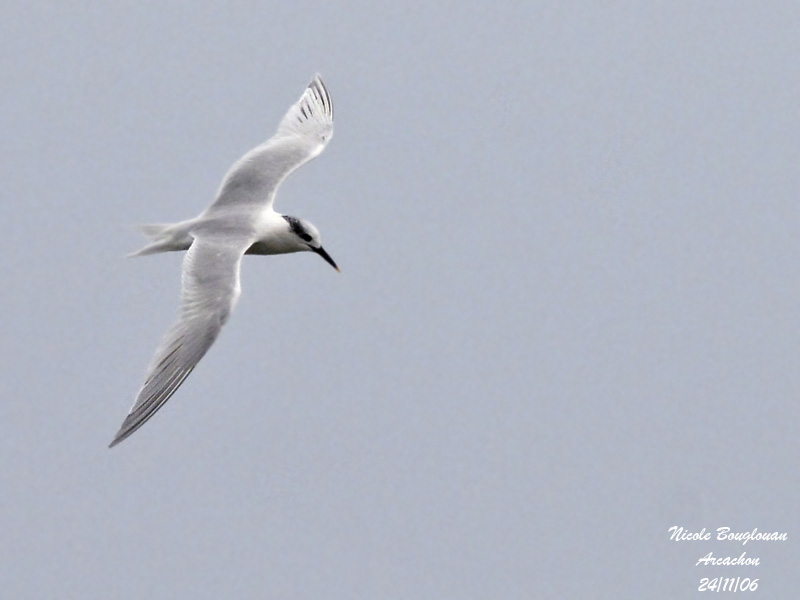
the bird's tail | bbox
[129,221,195,257]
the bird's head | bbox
[282,215,339,271]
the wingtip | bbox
[308,74,326,95]
[108,414,137,448]
[308,74,332,120]
[108,427,126,448]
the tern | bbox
[109,75,337,448]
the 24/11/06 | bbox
[699,577,759,592]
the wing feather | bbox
[109,238,249,447]
[205,75,334,215]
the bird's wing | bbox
[109,237,250,447]
[205,75,334,215]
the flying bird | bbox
[110,75,338,447]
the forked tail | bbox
[129,221,195,257]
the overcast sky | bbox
[2,1,799,598]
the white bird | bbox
[110,75,338,448]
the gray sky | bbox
[2,1,799,598]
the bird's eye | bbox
[299,232,313,242]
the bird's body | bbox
[110,75,338,448]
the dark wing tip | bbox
[108,426,128,448]
[108,413,141,448]
[308,74,333,120]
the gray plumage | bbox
[110,75,337,447]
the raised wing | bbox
[205,75,334,215]
[109,237,249,447]
[275,75,333,141]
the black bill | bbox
[313,246,339,272]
